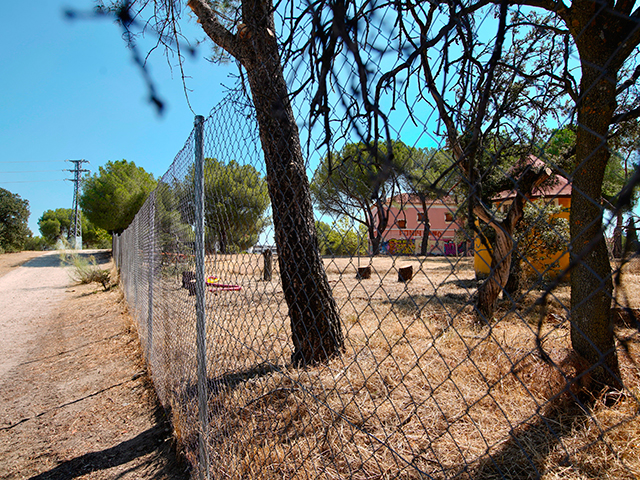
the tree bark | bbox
[219,228,227,254]
[569,63,621,391]
[509,0,640,395]
[188,0,344,366]
[369,231,382,256]
[419,195,431,256]
[476,227,513,322]
[612,211,623,259]
[398,265,414,282]
[626,217,639,255]
[504,249,522,296]
[475,167,550,322]
[262,249,272,281]
[356,266,372,279]
[369,197,389,256]
[564,2,632,391]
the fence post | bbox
[147,192,156,364]
[263,249,272,281]
[194,114,210,480]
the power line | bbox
[0,170,65,174]
[0,160,66,164]
[0,179,66,184]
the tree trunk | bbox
[612,211,623,259]
[356,266,372,279]
[569,64,621,390]
[219,228,227,254]
[188,0,343,366]
[475,167,550,322]
[369,227,382,256]
[504,250,522,296]
[476,227,513,322]
[239,0,343,366]
[419,196,430,256]
[262,249,272,281]
[398,265,414,282]
[565,3,629,391]
[369,198,389,256]
[626,218,639,256]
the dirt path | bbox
[0,251,188,479]
[0,251,47,279]
[0,252,71,380]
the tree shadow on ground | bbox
[462,383,637,479]
[387,292,474,317]
[21,250,113,269]
[180,362,283,401]
[439,278,480,290]
[28,406,189,480]
[463,397,584,479]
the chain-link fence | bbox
[113,1,639,478]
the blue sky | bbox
[1,1,234,235]
[5,3,633,240]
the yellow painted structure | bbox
[473,196,571,279]
[474,235,493,276]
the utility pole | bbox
[65,159,90,250]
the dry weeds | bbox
[136,254,639,479]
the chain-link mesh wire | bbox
[114,1,640,478]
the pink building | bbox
[374,194,465,255]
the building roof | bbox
[388,193,460,206]
[494,155,572,201]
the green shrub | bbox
[25,236,49,251]
[61,251,111,290]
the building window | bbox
[417,212,426,222]
[397,219,407,228]
[444,212,454,222]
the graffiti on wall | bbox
[381,238,415,255]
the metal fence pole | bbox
[147,193,156,364]
[194,114,210,480]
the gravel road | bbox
[0,250,188,479]
[0,251,69,380]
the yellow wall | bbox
[524,198,570,277]
[473,197,571,279]
[474,235,492,276]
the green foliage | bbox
[38,208,111,248]
[155,182,195,253]
[514,200,569,274]
[542,126,576,165]
[312,140,413,220]
[39,208,71,244]
[316,219,368,256]
[401,148,459,199]
[24,235,48,251]
[39,217,62,244]
[200,158,270,253]
[474,136,538,203]
[311,140,417,254]
[0,188,31,253]
[542,126,636,208]
[83,222,112,249]
[80,159,156,234]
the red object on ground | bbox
[206,276,241,291]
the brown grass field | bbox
[141,254,640,479]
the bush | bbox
[61,251,111,290]
[24,236,49,251]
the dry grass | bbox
[140,254,639,479]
